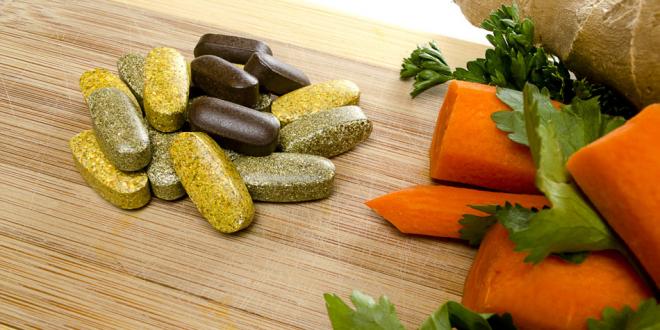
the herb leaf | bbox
[461,4,572,102]
[587,299,660,330]
[420,301,516,330]
[324,290,516,330]
[491,88,528,145]
[400,4,636,117]
[400,41,453,97]
[556,251,590,264]
[458,205,499,246]
[496,84,622,263]
[324,290,405,330]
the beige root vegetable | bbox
[454,0,660,109]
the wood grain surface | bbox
[0,1,488,328]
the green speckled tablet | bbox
[147,127,185,200]
[170,132,254,233]
[69,130,150,209]
[117,53,145,106]
[224,148,242,162]
[144,47,189,132]
[79,68,141,113]
[279,105,372,158]
[253,93,273,112]
[271,80,360,125]
[234,153,335,202]
[88,88,151,171]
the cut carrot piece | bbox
[567,103,660,287]
[463,224,652,330]
[430,80,537,193]
[365,185,548,238]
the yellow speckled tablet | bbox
[144,47,189,132]
[79,68,141,113]
[170,132,254,233]
[271,79,360,125]
[69,130,150,209]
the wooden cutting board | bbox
[0,1,489,328]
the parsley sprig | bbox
[400,41,453,97]
[324,290,515,330]
[588,299,660,330]
[459,84,625,264]
[324,291,660,329]
[400,5,636,117]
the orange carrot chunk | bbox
[463,224,652,330]
[365,185,548,238]
[430,80,538,193]
[567,103,660,287]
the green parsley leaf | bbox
[420,301,516,330]
[573,78,638,118]
[555,251,590,264]
[324,290,405,330]
[497,84,622,263]
[465,4,572,101]
[325,291,517,330]
[400,41,453,97]
[601,114,626,135]
[458,205,498,246]
[494,202,536,233]
[460,202,592,263]
[492,86,625,147]
[587,299,660,330]
[491,88,528,145]
[400,4,636,117]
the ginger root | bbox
[454,0,660,109]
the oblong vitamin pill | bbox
[88,87,151,171]
[271,79,360,125]
[80,68,141,113]
[147,127,185,200]
[189,96,280,156]
[279,105,372,158]
[234,153,335,202]
[244,52,310,95]
[144,47,189,132]
[188,85,206,100]
[191,55,259,107]
[69,130,151,209]
[193,33,273,64]
[170,132,254,233]
[253,93,274,112]
[117,53,145,106]
[224,148,242,162]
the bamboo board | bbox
[0,1,489,328]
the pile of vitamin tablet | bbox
[70,34,372,233]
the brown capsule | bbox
[189,96,280,156]
[188,85,206,99]
[193,33,273,64]
[191,55,259,107]
[244,52,310,95]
